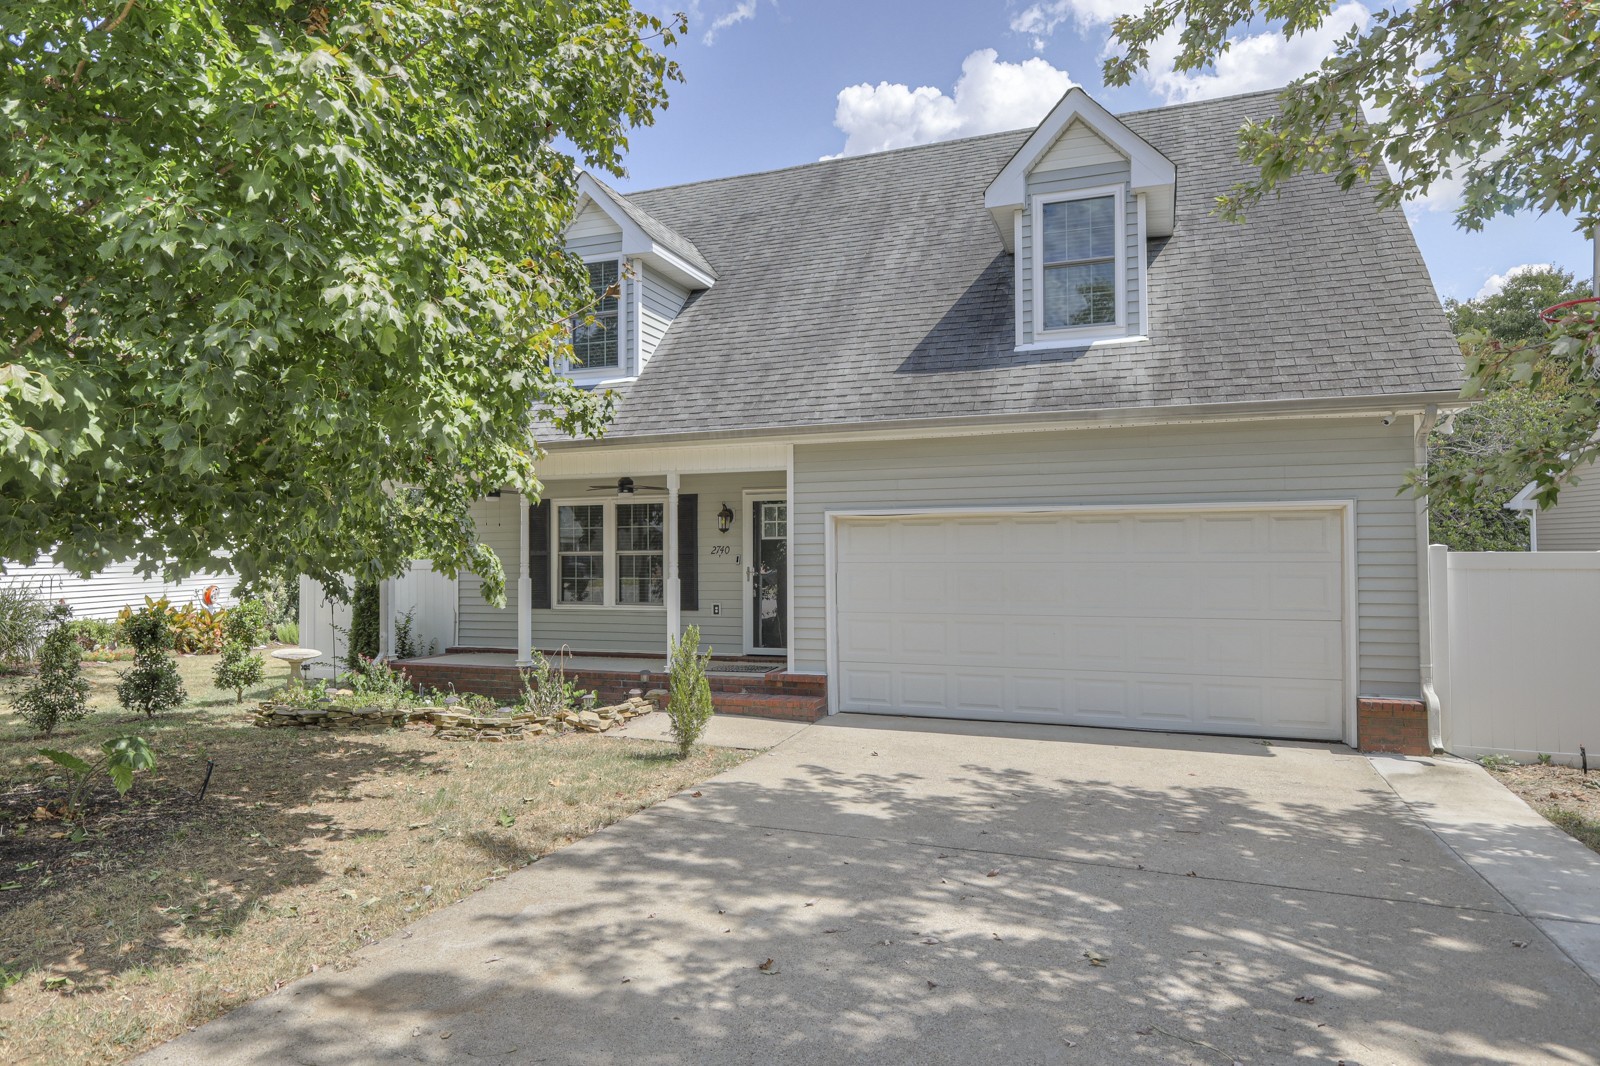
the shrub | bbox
[346,580,380,670]
[13,605,90,736]
[666,626,714,757]
[518,648,590,719]
[116,596,226,653]
[213,638,266,703]
[0,583,53,667]
[116,609,187,716]
[37,735,156,824]
[338,655,415,707]
[393,608,437,660]
[273,621,299,645]
[65,618,118,651]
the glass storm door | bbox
[749,499,787,653]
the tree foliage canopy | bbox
[1106,2,1600,506]
[2,1,683,602]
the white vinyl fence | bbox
[297,563,457,680]
[1431,546,1600,764]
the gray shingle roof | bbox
[572,89,1462,443]
[584,173,717,280]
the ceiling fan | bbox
[587,476,666,495]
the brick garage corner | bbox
[1357,697,1430,756]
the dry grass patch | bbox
[0,654,751,1065]
[1491,762,1600,856]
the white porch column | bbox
[666,472,682,652]
[377,577,394,661]
[516,492,533,666]
[785,444,796,674]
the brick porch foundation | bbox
[1357,697,1430,756]
[391,658,827,723]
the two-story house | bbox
[346,86,1462,751]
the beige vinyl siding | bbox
[457,494,520,648]
[1537,474,1600,550]
[791,417,1423,698]
[1019,160,1137,344]
[639,268,692,369]
[527,473,783,655]
[2,555,237,621]
[1036,120,1128,172]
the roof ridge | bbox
[620,87,1288,201]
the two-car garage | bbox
[830,505,1350,741]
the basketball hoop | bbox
[1541,296,1600,324]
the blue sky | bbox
[609,0,1593,303]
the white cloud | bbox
[1474,263,1555,301]
[1010,1,1143,50]
[702,0,757,45]
[1010,0,1372,104]
[824,48,1074,158]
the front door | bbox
[749,498,787,654]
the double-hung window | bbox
[1038,193,1119,332]
[554,500,665,607]
[557,504,605,605]
[568,260,620,371]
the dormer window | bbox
[570,260,620,371]
[1039,192,1119,330]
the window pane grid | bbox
[557,504,605,604]
[568,261,619,371]
[1040,195,1118,330]
[615,501,664,606]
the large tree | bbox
[2,1,684,602]
[1106,1,1600,507]
[1428,267,1590,551]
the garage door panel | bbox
[833,507,1347,740]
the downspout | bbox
[1415,405,1442,752]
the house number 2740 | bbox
[709,545,733,556]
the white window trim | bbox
[1029,184,1126,347]
[561,255,626,384]
[550,496,669,611]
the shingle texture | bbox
[576,90,1461,442]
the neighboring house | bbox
[367,87,1464,747]
[2,554,237,621]
[1504,471,1600,550]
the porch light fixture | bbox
[717,503,735,534]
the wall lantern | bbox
[717,503,735,534]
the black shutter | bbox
[678,494,699,612]
[530,500,552,610]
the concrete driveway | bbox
[142,716,1600,1065]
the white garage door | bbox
[833,507,1347,740]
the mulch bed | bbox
[0,778,211,911]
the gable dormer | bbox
[985,89,1176,351]
[562,173,716,383]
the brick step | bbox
[711,692,827,722]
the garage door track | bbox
[140,716,1600,1065]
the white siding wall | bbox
[457,494,520,648]
[298,574,350,680]
[566,202,622,259]
[1018,160,1138,344]
[639,268,692,369]
[2,555,238,621]
[791,418,1424,698]
[1535,473,1600,550]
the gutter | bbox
[1414,405,1443,751]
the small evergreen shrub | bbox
[346,579,380,669]
[666,626,714,757]
[13,605,90,736]
[213,600,269,701]
[116,608,187,717]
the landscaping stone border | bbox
[252,703,409,731]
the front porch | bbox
[395,652,827,722]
